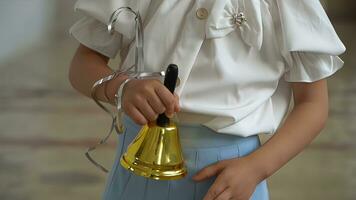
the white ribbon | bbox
[86,6,165,173]
[74,0,152,40]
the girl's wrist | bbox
[115,77,134,108]
[245,151,270,182]
[105,73,130,105]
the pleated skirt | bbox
[103,114,269,200]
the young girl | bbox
[69,0,345,199]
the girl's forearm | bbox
[249,100,328,181]
[69,44,128,105]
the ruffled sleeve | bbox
[275,0,346,82]
[69,0,152,58]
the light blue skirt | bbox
[103,114,269,200]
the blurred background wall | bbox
[0,1,355,200]
[0,0,54,61]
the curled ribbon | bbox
[86,7,165,173]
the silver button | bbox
[196,8,209,20]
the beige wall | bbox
[0,0,55,61]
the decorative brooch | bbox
[232,12,247,26]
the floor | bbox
[0,16,355,200]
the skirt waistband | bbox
[122,114,260,149]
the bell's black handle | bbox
[156,64,179,127]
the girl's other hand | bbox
[192,155,265,200]
[121,78,180,125]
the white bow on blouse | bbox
[205,0,263,50]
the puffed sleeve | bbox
[69,0,152,58]
[275,0,346,82]
[70,17,124,58]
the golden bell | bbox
[120,64,187,180]
[120,120,187,180]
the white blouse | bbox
[70,0,346,137]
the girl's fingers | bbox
[203,174,229,200]
[137,100,158,122]
[174,93,180,112]
[154,86,175,117]
[193,160,227,181]
[146,92,166,114]
[125,105,147,125]
[123,80,179,122]
[214,187,233,200]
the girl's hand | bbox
[192,156,265,200]
[121,78,180,125]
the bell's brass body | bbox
[120,121,187,180]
